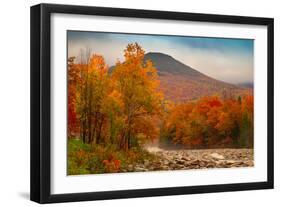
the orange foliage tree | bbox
[76,54,111,144]
[112,43,163,150]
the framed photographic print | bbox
[30,3,274,203]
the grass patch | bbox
[67,138,157,175]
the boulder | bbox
[210,153,225,160]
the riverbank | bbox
[121,148,254,172]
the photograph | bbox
[29,3,274,203]
[67,31,254,175]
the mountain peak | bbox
[144,52,201,77]
[145,52,173,58]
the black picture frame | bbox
[30,3,274,204]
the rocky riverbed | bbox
[124,148,254,172]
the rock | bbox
[163,160,170,165]
[210,153,225,160]
[202,154,209,159]
[206,163,215,168]
[199,161,206,167]
[169,163,178,169]
[245,161,254,166]
[181,157,190,161]
[214,160,225,166]
[153,166,162,170]
[176,160,185,165]
[230,161,245,167]
[161,166,170,170]
[190,159,200,165]
[144,160,149,166]
[127,164,134,170]
[225,160,236,165]
[134,167,146,171]
[201,159,209,163]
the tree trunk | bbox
[81,120,86,143]
[96,115,104,144]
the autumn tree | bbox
[112,43,163,150]
[76,54,110,144]
[101,89,125,145]
[215,99,241,146]
[175,96,223,147]
[67,57,80,137]
[240,95,254,147]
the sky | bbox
[68,31,254,84]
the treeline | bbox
[68,43,163,150]
[160,95,253,148]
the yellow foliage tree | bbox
[112,43,163,150]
